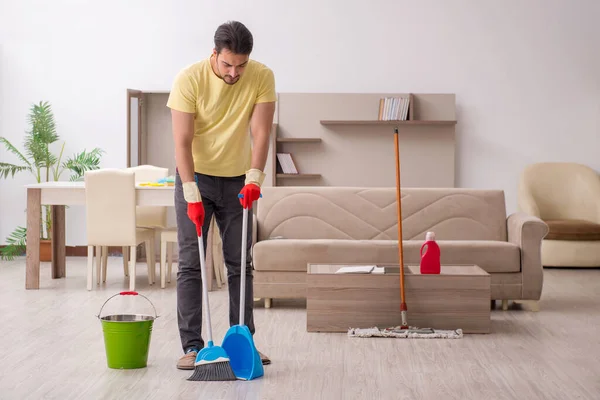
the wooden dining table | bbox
[23,181,221,290]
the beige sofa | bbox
[251,187,548,310]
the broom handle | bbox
[239,206,248,326]
[394,128,408,328]
[198,233,213,344]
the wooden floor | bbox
[0,257,599,400]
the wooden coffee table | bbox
[306,263,491,334]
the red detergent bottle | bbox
[420,231,441,274]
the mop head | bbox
[348,326,463,339]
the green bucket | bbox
[97,291,158,369]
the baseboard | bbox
[1,245,175,262]
[65,246,124,257]
[67,245,174,262]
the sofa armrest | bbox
[507,212,549,300]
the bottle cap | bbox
[426,232,435,241]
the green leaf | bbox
[53,142,66,181]
[29,101,59,144]
[0,226,27,261]
[0,137,32,170]
[23,101,59,170]
[0,162,29,179]
[63,147,104,181]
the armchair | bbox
[518,162,600,267]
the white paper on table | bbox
[335,265,376,274]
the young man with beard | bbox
[167,20,276,370]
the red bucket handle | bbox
[97,291,158,319]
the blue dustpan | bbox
[222,198,264,380]
[221,324,263,380]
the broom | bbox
[188,231,237,381]
[348,127,463,339]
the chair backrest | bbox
[85,168,137,246]
[127,165,169,228]
[518,162,600,221]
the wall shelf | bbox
[320,120,456,126]
[276,173,322,179]
[277,138,322,143]
[266,92,457,187]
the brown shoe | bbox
[177,350,197,370]
[258,350,271,365]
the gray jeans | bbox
[174,171,254,352]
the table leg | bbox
[51,205,66,278]
[25,188,41,289]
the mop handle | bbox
[394,129,405,296]
[239,206,248,326]
[394,127,408,328]
[198,233,213,344]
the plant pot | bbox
[40,239,52,262]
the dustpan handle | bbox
[97,291,158,320]
[237,193,261,326]
[239,206,248,326]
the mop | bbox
[348,127,463,339]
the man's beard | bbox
[222,75,240,85]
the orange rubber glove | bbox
[239,168,266,209]
[187,202,205,235]
[239,184,261,209]
[183,181,204,236]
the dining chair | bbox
[84,168,155,291]
[160,216,225,290]
[160,228,177,288]
[126,164,169,283]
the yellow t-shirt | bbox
[166,56,276,177]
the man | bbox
[166,20,276,370]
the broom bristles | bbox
[187,360,237,381]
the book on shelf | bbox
[276,153,298,174]
[378,96,410,121]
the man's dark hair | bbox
[214,21,253,55]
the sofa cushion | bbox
[257,187,508,242]
[544,219,600,241]
[252,239,520,274]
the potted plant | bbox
[0,101,104,261]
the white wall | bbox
[1,0,599,246]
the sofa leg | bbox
[514,300,540,312]
[501,300,509,311]
[265,298,272,309]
